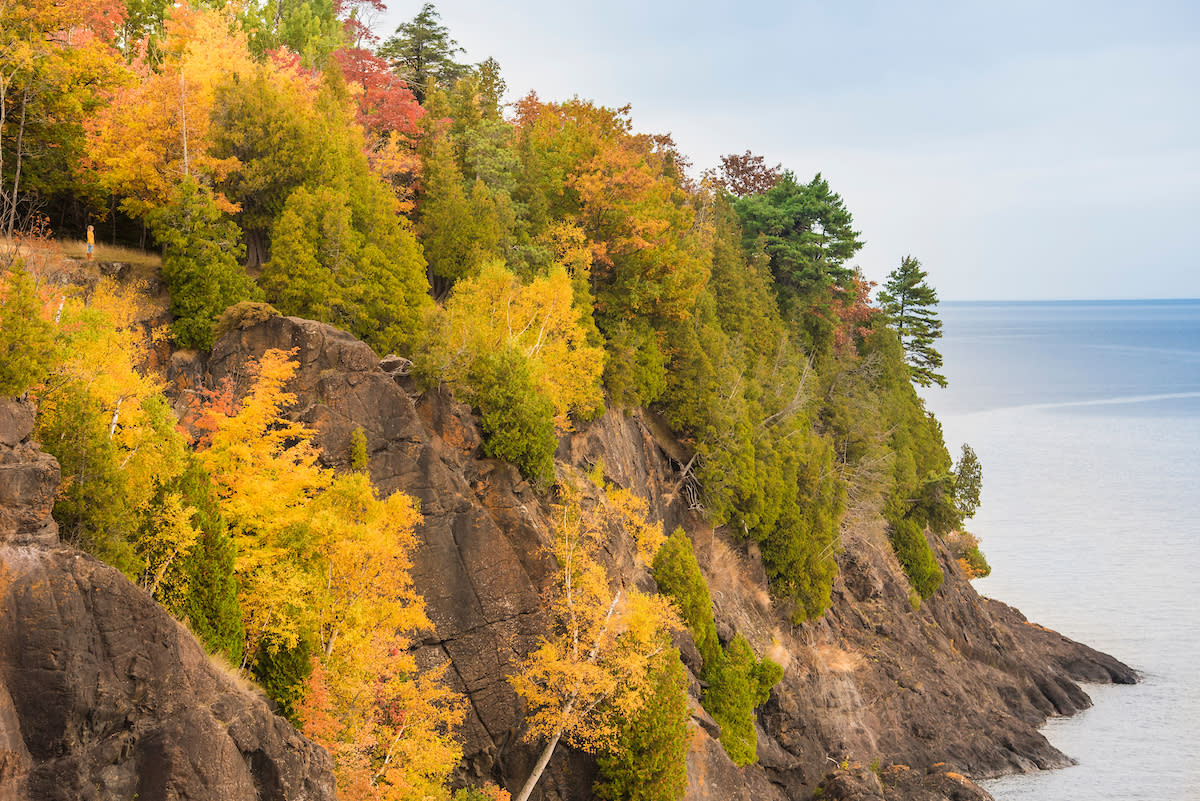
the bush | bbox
[889,517,944,598]
[594,652,690,801]
[468,346,556,486]
[946,530,991,579]
[703,635,779,766]
[0,265,58,396]
[652,528,719,663]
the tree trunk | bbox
[6,86,29,238]
[512,729,564,801]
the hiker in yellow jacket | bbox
[86,225,94,260]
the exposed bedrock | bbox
[0,392,336,801]
[194,315,1136,801]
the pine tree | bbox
[877,255,946,388]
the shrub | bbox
[594,651,690,801]
[889,517,944,598]
[468,346,556,486]
[946,530,991,579]
[652,528,719,663]
[703,635,779,766]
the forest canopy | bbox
[0,1,976,797]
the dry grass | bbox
[57,238,162,268]
[812,643,865,674]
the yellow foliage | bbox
[301,473,463,801]
[85,5,253,217]
[139,490,200,600]
[508,484,679,756]
[198,348,330,658]
[424,261,605,431]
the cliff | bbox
[0,397,337,801]
[188,315,1136,801]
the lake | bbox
[922,300,1200,800]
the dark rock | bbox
[0,398,58,546]
[0,545,335,801]
[95,261,130,279]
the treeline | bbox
[0,1,985,799]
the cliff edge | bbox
[0,397,337,801]
[195,315,1136,801]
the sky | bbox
[371,1,1200,300]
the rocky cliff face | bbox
[0,398,336,801]
[198,315,1136,801]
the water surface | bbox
[922,300,1200,800]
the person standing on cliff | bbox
[86,225,94,261]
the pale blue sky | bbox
[374,1,1200,300]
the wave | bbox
[960,391,1200,416]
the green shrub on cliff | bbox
[704,635,782,766]
[652,528,782,766]
[889,517,944,598]
[594,651,690,801]
[0,265,58,396]
[652,528,719,663]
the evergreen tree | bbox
[733,171,863,303]
[378,3,467,104]
[877,255,947,388]
[0,266,58,396]
[148,178,258,350]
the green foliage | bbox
[594,652,690,801]
[888,518,944,599]
[0,266,58,396]
[733,171,863,306]
[650,528,780,767]
[153,458,244,664]
[252,638,314,725]
[657,199,842,622]
[349,426,369,472]
[467,347,557,486]
[877,255,946,388]
[242,0,342,65]
[40,378,140,573]
[703,635,779,766]
[378,2,467,104]
[148,177,258,350]
[953,443,982,520]
[652,528,719,663]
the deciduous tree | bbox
[508,483,679,801]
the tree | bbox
[507,483,679,801]
[0,265,58,396]
[877,255,946,388]
[733,171,863,304]
[593,651,690,801]
[953,443,982,519]
[148,177,258,349]
[716,150,780,197]
[85,5,252,221]
[378,3,466,104]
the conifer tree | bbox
[378,3,466,104]
[877,255,947,388]
[148,177,258,350]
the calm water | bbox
[922,300,1200,800]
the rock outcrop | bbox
[0,395,336,801]
[197,315,1137,801]
[0,398,59,547]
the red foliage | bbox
[830,272,880,352]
